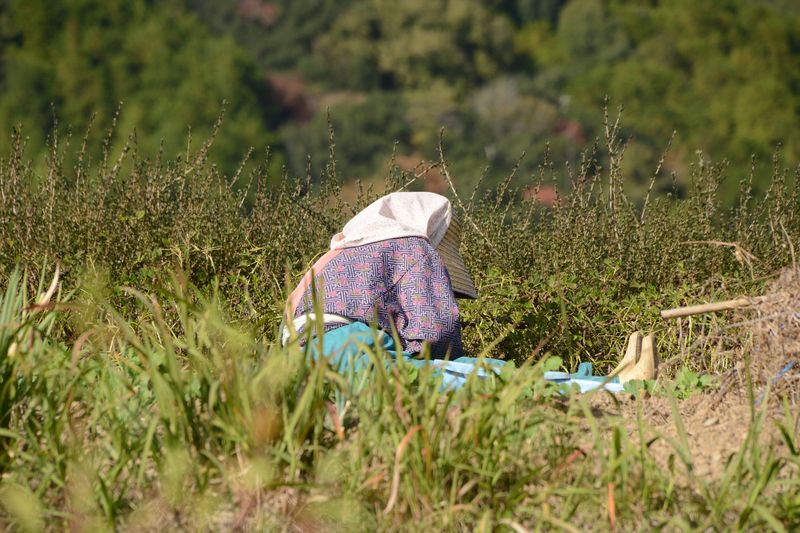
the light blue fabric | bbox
[300,321,621,393]
[301,322,507,390]
[544,363,624,393]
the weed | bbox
[0,114,798,529]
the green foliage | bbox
[0,0,283,176]
[2,2,800,525]
[0,104,798,528]
[600,0,800,170]
[283,92,411,181]
[2,110,797,373]
[0,269,798,529]
[558,0,630,61]
[188,0,800,194]
[189,0,354,72]
[623,369,715,399]
[4,0,800,194]
[671,367,715,398]
[311,0,516,90]
[622,378,655,396]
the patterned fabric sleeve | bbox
[390,240,466,359]
[292,237,466,359]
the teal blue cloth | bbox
[302,322,507,390]
[573,362,620,383]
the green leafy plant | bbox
[671,367,716,399]
[0,99,799,529]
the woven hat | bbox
[435,216,478,299]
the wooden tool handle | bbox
[660,296,767,319]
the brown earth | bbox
[590,266,800,479]
[588,390,789,480]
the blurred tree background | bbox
[1,0,799,198]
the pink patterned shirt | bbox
[294,237,465,358]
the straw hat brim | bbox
[435,218,478,300]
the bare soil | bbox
[590,266,800,479]
[589,390,790,480]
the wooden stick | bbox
[660,296,768,319]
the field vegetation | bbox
[3,0,800,530]
[3,0,800,197]
[1,112,799,530]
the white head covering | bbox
[331,192,450,249]
[330,192,477,299]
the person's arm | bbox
[390,239,466,359]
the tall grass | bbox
[1,114,797,371]
[0,270,797,530]
[1,114,799,528]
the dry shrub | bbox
[746,266,800,402]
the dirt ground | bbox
[590,266,800,479]
[588,389,791,479]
